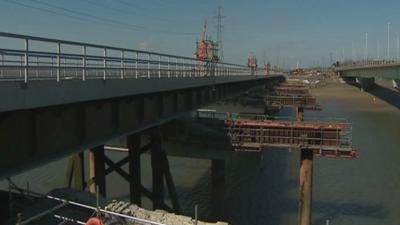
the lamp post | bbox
[396,32,399,62]
[387,22,391,60]
[365,32,368,63]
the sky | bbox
[1,0,400,68]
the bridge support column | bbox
[151,130,165,210]
[392,79,400,90]
[295,106,314,225]
[64,152,85,191]
[211,159,225,220]
[127,134,142,206]
[355,77,375,91]
[298,148,313,225]
[89,145,106,197]
[150,129,180,212]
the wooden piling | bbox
[89,145,106,197]
[127,134,142,206]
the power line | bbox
[6,0,197,36]
[4,0,113,26]
[83,0,194,24]
[29,0,148,30]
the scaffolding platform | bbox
[275,86,311,96]
[277,83,306,88]
[265,95,322,110]
[225,118,357,159]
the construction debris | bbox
[105,200,229,225]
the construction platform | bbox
[225,117,357,159]
[274,86,310,96]
[265,95,322,110]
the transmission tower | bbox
[215,5,225,61]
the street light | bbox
[397,32,399,62]
[377,40,380,60]
[387,22,391,60]
[365,32,368,62]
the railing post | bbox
[35,56,39,78]
[82,46,86,81]
[121,51,124,79]
[50,57,53,77]
[57,42,60,82]
[158,55,161,78]
[191,61,197,77]
[24,38,29,83]
[103,48,107,80]
[175,58,178,78]
[135,52,138,79]
[147,53,150,79]
[167,57,170,78]
[0,53,3,79]
[182,59,185,77]
[190,62,193,77]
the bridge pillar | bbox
[392,79,400,90]
[295,106,313,225]
[149,128,180,212]
[355,77,375,91]
[89,145,106,197]
[64,152,85,191]
[298,149,313,225]
[150,130,165,210]
[127,134,142,206]
[211,159,225,220]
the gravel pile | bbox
[104,200,229,225]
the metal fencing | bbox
[337,59,400,71]
[0,32,265,83]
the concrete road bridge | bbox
[335,60,400,90]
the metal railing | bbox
[0,32,266,82]
[336,59,400,71]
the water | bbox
[1,82,400,225]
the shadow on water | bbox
[312,201,386,224]
[169,149,387,225]
[172,149,298,225]
[366,84,400,109]
[347,81,400,109]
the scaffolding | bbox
[275,86,310,96]
[265,95,321,110]
[225,117,357,159]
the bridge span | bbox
[335,61,400,90]
[0,32,283,180]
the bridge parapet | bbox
[0,32,269,83]
[336,61,400,71]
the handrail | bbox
[0,32,268,82]
[0,32,245,67]
[336,59,400,71]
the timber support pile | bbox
[64,128,180,214]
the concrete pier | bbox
[296,106,313,225]
[356,77,375,91]
[298,148,313,225]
